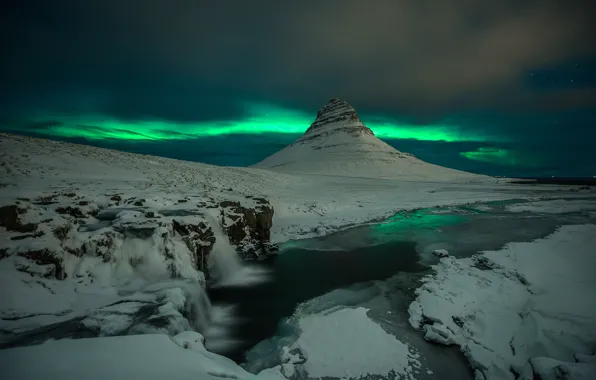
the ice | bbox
[249,306,422,380]
[409,224,596,379]
[292,307,421,379]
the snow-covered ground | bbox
[505,199,596,214]
[408,224,596,379]
[2,132,596,380]
[3,132,586,244]
[0,331,260,380]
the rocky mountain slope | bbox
[253,98,484,181]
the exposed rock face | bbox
[16,249,66,280]
[306,98,363,131]
[219,197,275,259]
[0,205,37,233]
[172,219,216,273]
[1,191,276,285]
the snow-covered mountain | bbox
[1,132,595,379]
[253,98,483,181]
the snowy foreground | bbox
[409,224,596,380]
[1,133,596,380]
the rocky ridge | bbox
[296,98,374,146]
[305,98,367,133]
[0,191,276,283]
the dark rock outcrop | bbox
[172,219,216,272]
[297,98,374,145]
[0,205,37,233]
[305,98,363,133]
[17,249,65,280]
[219,198,275,259]
[55,206,85,218]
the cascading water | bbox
[204,212,246,285]
[204,211,270,287]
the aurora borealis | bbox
[14,103,498,143]
[2,1,596,177]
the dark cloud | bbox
[1,0,596,119]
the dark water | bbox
[208,241,425,362]
[207,199,596,365]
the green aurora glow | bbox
[460,147,538,167]
[17,103,500,143]
[371,209,467,237]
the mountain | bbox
[253,98,483,181]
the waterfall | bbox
[205,211,270,287]
[184,281,214,334]
[205,212,245,284]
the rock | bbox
[0,205,37,233]
[305,98,366,133]
[132,198,145,206]
[55,206,86,218]
[298,99,375,145]
[432,249,449,258]
[33,194,58,205]
[83,230,122,263]
[218,198,275,259]
[172,219,216,272]
[52,223,71,241]
[17,248,65,279]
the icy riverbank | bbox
[408,224,596,379]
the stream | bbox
[206,198,596,377]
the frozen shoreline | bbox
[408,224,596,379]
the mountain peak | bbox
[253,98,482,181]
[304,98,364,135]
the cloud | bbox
[2,0,596,117]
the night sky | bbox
[2,1,596,177]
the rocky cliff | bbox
[0,190,275,285]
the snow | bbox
[432,249,449,258]
[520,355,596,380]
[505,199,596,214]
[247,306,423,380]
[0,133,578,246]
[292,306,420,379]
[2,132,596,379]
[253,118,486,181]
[408,224,596,380]
[0,332,257,380]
